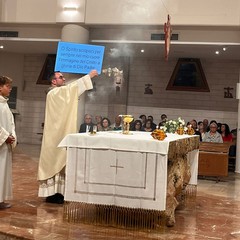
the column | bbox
[236,72,240,173]
[61,24,89,128]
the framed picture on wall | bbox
[36,54,56,85]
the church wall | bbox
[0,52,24,97]
[0,0,57,23]
[127,57,239,112]
[85,57,239,131]
[0,53,45,145]
[86,0,240,26]
[0,0,239,145]
[0,0,239,27]
[3,53,239,144]
[17,55,47,144]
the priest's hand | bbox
[88,70,98,79]
[5,135,15,144]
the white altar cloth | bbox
[59,132,199,211]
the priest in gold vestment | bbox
[38,70,98,203]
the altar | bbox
[59,131,199,228]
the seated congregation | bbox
[79,113,237,173]
[79,113,236,145]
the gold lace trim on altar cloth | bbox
[63,184,197,230]
[168,135,199,160]
[64,202,167,230]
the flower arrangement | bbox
[160,117,185,134]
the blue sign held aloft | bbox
[55,41,105,74]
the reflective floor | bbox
[0,144,240,239]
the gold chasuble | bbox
[38,75,93,182]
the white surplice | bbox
[38,75,93,197]
[0,95,17,202]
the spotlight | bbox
[215,50,220,55]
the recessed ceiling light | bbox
[0,45,4,49]
[63,6,78,11]
[141,49,144,53]
[215,50,220,55]
[223,47,227,51]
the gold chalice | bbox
[121,115,134,134]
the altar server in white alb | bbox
[0,76,17,209]
[38,70,98,204]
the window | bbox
[8,86,17,109]
[166,58,209,92]
[37,54,56,85]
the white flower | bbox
[163,117,186,133]
[161,126,167,131]
[179,119,185,125]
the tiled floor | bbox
[0,144,240,239]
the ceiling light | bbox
[223,47,227,51]
[141,49,144,53]
[0,45,3,49]
[215,50,220,55]
[63,6,78,11]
